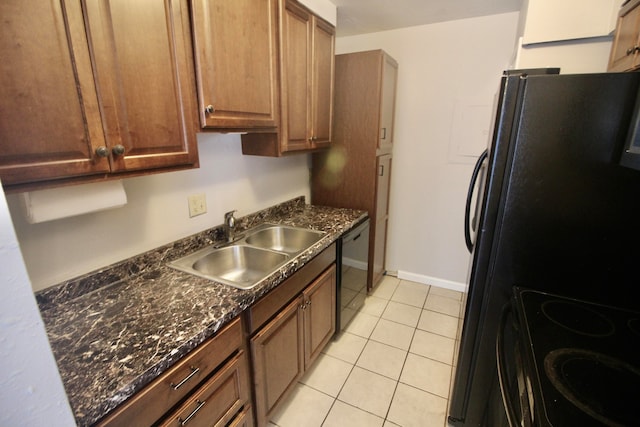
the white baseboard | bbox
[397,270,467,293]
[343,257,368,270]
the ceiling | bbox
[332,0,523,37]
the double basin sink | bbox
[169,224,326,289]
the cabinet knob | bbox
[95,146,109,158]
[205,105,215,114]
[112,145,126,156]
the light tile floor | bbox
[269,275,463,427]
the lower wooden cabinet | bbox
[247,261,336,426]
[97,317,252,427]
[159,352,250,427]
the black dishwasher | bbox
[336,218,370,333]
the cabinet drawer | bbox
[97,317,242,426]
[159,351,250,427]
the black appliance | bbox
[336,217,370,332]
[495,287,640,427]
[449,70,640,426]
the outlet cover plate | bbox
[188,193,207,217]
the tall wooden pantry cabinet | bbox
[311,49,398,290]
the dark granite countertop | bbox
[36,197,366,426]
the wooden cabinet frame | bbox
[191,0,280,130]
[609,0,640,72]
[0,0,199,191]
[240,0,335,156]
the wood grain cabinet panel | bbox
[312,50,398,290]
[97,317,249,427]
[0,0,198,190]
[251,296,305,424]
[191,0,279,129]
[0,0,108,186]
[249,263,336,427]
[84,0,199,174]
[159,351,251,427]
[302,265,336,369]
[241,0,335,156]
[609,0,640,72]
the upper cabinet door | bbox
[608,2,640,72]
[191,0,279,130]
[310,18,335,149]
[84,0,199,173]
[281,0,313,152]
[0,0,109,186]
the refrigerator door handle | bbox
[465,149,488,252]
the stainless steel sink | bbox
[245,224,325,254]
[168,224,326,289]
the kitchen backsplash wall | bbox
[5,133,311,292]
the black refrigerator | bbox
[448,70,640,426]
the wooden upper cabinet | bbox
[241,0,335,156]
[280,0,313,152]
[311,18,335,149]
[84,0,199,173]
[609,0,640,72]
[191,0,279,129]
[0,0,198,190]
[0,0,108,186]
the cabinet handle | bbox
[95,146,109,158]
[308,136,317,142]
[205,105,215,114]
[178,399,207,426]
[381,127,387,140]
[112,145,125,156]
[379,164,384,176]
[170,366,200,390]
[627,46,640,56]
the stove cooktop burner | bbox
[541,300,615,337]
[544,348,640,427]
[514,288,640,427]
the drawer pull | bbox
[171,366,200,390]
[179,399,206,426]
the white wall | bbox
[336,13,521,289]
[511,0,622,73]
[0,180,76,426]
[6,134,311,291]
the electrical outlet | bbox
[188,193,207,217]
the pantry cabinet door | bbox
[0,0,109,186]
[84,0,199,173]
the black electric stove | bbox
[512,287,640,426]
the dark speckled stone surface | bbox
[36,197,366,426]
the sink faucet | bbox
[224,210,237,243]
